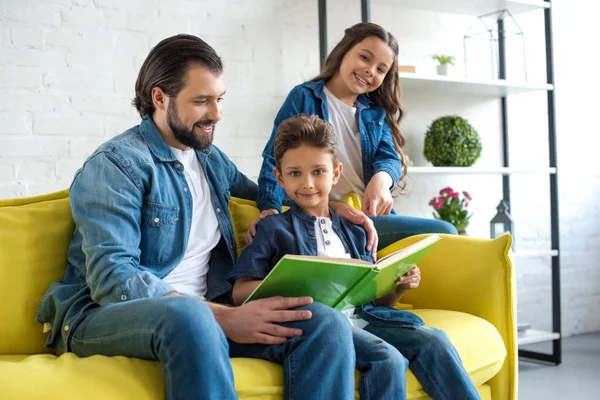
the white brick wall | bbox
[0,0,598,337]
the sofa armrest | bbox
[377,233,517,400]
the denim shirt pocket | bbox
[140,201,180,264]
[356,301,425,329]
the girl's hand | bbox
[330,201,378,262]
[395,266,420,294]
[362,172,394,217]
[246,209,279,245]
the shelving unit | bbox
[318,0,561,364]
[398,73,553,97]
[408,166,556,175]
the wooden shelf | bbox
[518,329,560,346]
[387,0,549,16]
[408,167,557,175]
[514,250,558,258]
[399,74,553,97]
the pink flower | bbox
[465,201,469,207]
[451,191,459,198]
[440,187,453,196]
[434,198,444,210]
[463,191,472,200]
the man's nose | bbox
[206,100,222,122]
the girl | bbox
[248,22,457,250]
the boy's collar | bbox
[289,202,341,227]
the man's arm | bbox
[72,151,175,305]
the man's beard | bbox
[167,100,215,150]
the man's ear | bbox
[273,167,285,188]
[151,87,168,112]
[332,162,343,185]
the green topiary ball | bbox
[423,115,482,167]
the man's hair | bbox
[132,34,223,118]
[273,114,339,170]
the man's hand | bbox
[362,172,394,217]
[245,208,279,245]
[217,296,313,345]
[330,201,378,261]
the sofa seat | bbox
[0,309,503,400]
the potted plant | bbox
[431,54,455,76]
[429,187,472,234]
[423,115,482,166]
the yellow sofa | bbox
[0,189,517,400]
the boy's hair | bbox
[273,114,339,170]
[132,34,223,118]
[313,22,407,191]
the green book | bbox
[244,234,442,311]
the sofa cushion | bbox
[0,189,74,355]
[0,309,502,400]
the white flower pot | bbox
[436,64,449,76]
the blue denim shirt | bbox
[229,203,424,329]
[36,117,257,353]
[256,79,402,212]
[229,203,373,283]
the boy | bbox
[229,113,480,400]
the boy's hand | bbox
[330,201,379,261]
[219,296,313,345]
[246,208,279,245]
[395,266,420,293]
[362,172,394,217]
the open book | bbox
[243,234,441,310]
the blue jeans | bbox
[68,297,357,400]
[372,215,458,250]
[227,301,356,399]
[354,324,480,400]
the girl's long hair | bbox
[313,22,407,190]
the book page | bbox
[375,234,441,270]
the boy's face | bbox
[273,145,342,217]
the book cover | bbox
[244,234,441,309]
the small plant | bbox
[431,54,455,66]
[429,187,472,233]
[423,115,482,167]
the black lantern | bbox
[490,200,513,240]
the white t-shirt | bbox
[323,86,366,201]
[163,147,222,299]
[314,216,369,329]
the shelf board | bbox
[408,167,557,175]
[399,74,553,97]
[389,0,550,16]
[514,250,558,258]
[518,329,560,346]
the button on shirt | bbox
[314,216,370,330]
[164,146,221,299]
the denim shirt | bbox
[256,79,402,212]
[229,203,424,329]
[36,117,257,353]
[229,203,373,283]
